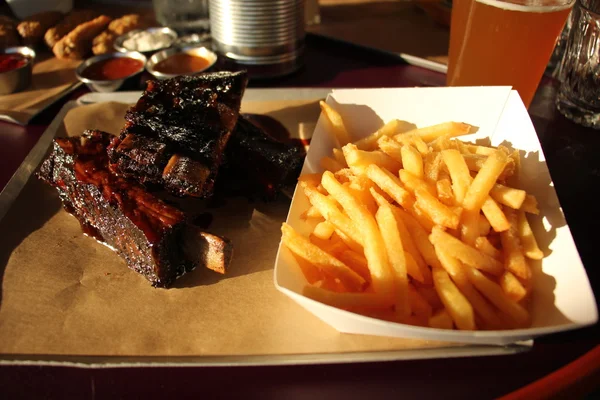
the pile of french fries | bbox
[281,101,544,331]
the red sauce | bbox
[154,53,212,75]
[82,57,144,81]
[0,54,28,73]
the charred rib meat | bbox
[109,71,248,198]
[38,130,232,287]
[218,115,305,199]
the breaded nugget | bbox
[44,10,97,49]
[0,16,19,49]
[91,30,116,55]
[53,15,112,59]
[17,11,63,46]
[92,14,147,55]
[108,14,146,35]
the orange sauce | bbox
[82,57,143,81]
[154,53,212,75]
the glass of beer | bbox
[447,0,574,107]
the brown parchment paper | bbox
[0,52,80,125]
[0,99,453,358]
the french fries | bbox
[282,110,544,332]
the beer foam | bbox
[475,0,573,12]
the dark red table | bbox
[0,34,598,399]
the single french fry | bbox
[303,285,394,309]
[460,209,480,246]
[334,228,363,254]
[320,156,345,172]
[409,202,436,233]
[365,164,413,208]
[376,205,411,319]
[298,173,323,187]
[429,135,460,152]
[464,267,530,327]
[313,221,336,240]
[320,101,351,146]
[463,150,509,212]
[517,210,544,260]
[481,197,511,232]
[332,148,348,168]
[500,271,528,302]
[399,169,437,196]
[423,151,443,184]
[520,194,540,215]
[322,171,394,295]
[464,153,516,181]
[432,268,476,330]
[501,208,532,280]
[434,247,503,329]
[303,185,364,249]
[394,132,429,155]
[343,143,402,175]
[436,178,455,206]
[401,121,472,142]
[348,186,377,216]
[489,183,526,209]
[393,207,437,280]
[430,226,504,276]
[441,149,471,204]
[429,309,454,329]
[377,135,404,163]
[475,236,502,260]
[282,223,366,292]
[464,144,496,156]
[401,144,424,179]
[301,205,322,220]
[415,187,460,229]
[478,213,491,237]
[334,168,354,183]
[354,119,401,151]
[337,250,371,283]
[408,284,433,319]
[292,253,324,284]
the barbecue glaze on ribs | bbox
[38,130,232,287]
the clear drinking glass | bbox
[447,0,575,108]
[556,0,600,128]
[153,0,210,33]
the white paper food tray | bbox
[274,86,598,346]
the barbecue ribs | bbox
[108,71,248,198]
[38,130,232,287]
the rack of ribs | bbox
[38,130,232,288]
[108,71,248,198]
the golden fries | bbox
[284,112,544,332]
[321,171,394,296]
[376,204,411,318]
[282,223,366,292]
[320,101,351,146]
[400,121,472,142]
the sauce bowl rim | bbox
[76,51,148,83]
[146,45,218,79]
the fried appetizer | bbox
[17,11,63,46]
[0,16,19,49]
[44,10,97,49]
[53,15,112,59]
[92,14,146,55]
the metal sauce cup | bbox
[114,27,178,56]
[146,45,217,80]
[76,52,147,92]
[0,46,35,95]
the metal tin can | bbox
[209,0,305,78]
